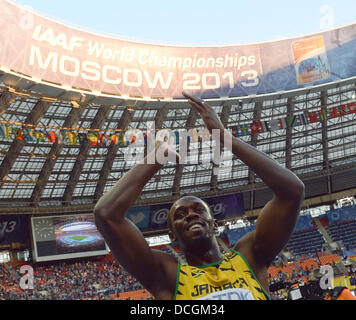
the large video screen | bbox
[31,214,108,262]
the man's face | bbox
[168,196,216,251]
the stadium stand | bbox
[324,205,356,251]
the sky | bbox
[10,0,356,45]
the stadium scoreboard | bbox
[31,214,108,262]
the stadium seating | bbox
[285,228,326,256]
[225,215,327,257]
[327,219,356,251]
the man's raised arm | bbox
[182,92,305,268]
[94,141,178,299]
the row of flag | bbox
[0,101,355,146]
[229,101,356,136]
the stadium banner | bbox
[0,0,356,99]
[148,203,171,231]
[294,214,314,231]
[0,214,30,245]
[147,194,245,232]
[126,206,151,231]
[326,205,356,224]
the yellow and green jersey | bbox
[174,250,271,300]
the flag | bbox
[35,130,45,142]
[55,131,66,145]
[249,121,269,134]
[117,133,127,146]
[67,132,78,145]
[110,134,117,145]
[46,131,56,143]
[23,128,33,142]
[307,111,319,123]
[78,133,87,145]
[249,122,260,134]
[347,102,356,114]
[287,115,302,128]
[98,133,106,146]
[231,126,239,137]
[297,113,307,125]
[336,104,348,117]
[239,124,250,136]
[279,118,287,129]
[143,132,148,145]
[0,125,11,139]
[318,108,328,121]
[15,128,24,141]
[87,132,98,146]
[259,121,269,133]
[328,107,340,119]
[23,128,34,142]
[3,125,11,139]
[268,119,281,131]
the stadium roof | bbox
[0,72,355,223]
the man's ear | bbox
[168,230,176,243]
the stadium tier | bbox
[0,0,355,301]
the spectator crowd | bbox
[0,250,355,300]
[0,257,147,300]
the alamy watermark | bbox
[124,127,233,174]
[19,265,34,290]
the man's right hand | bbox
[182,91,225,134]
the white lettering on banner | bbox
[32,25,84,52]
[60,55,80,77]
[241,70,259,87]
[143,71,173,89]
[28,32,260,91]
[29,46,58,72]
[209,202,225,217]
[29,46,175,90]
[0,221,17,234]
[137,51,258,72]
[183,71,259,90]
[102,65,121,84]
[82,61,101,81]
[88,41,135,63]
[152,208,169,225]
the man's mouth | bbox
[186,222,205,231]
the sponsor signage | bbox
[127,194,245,232]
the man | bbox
[94,92,305,300]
